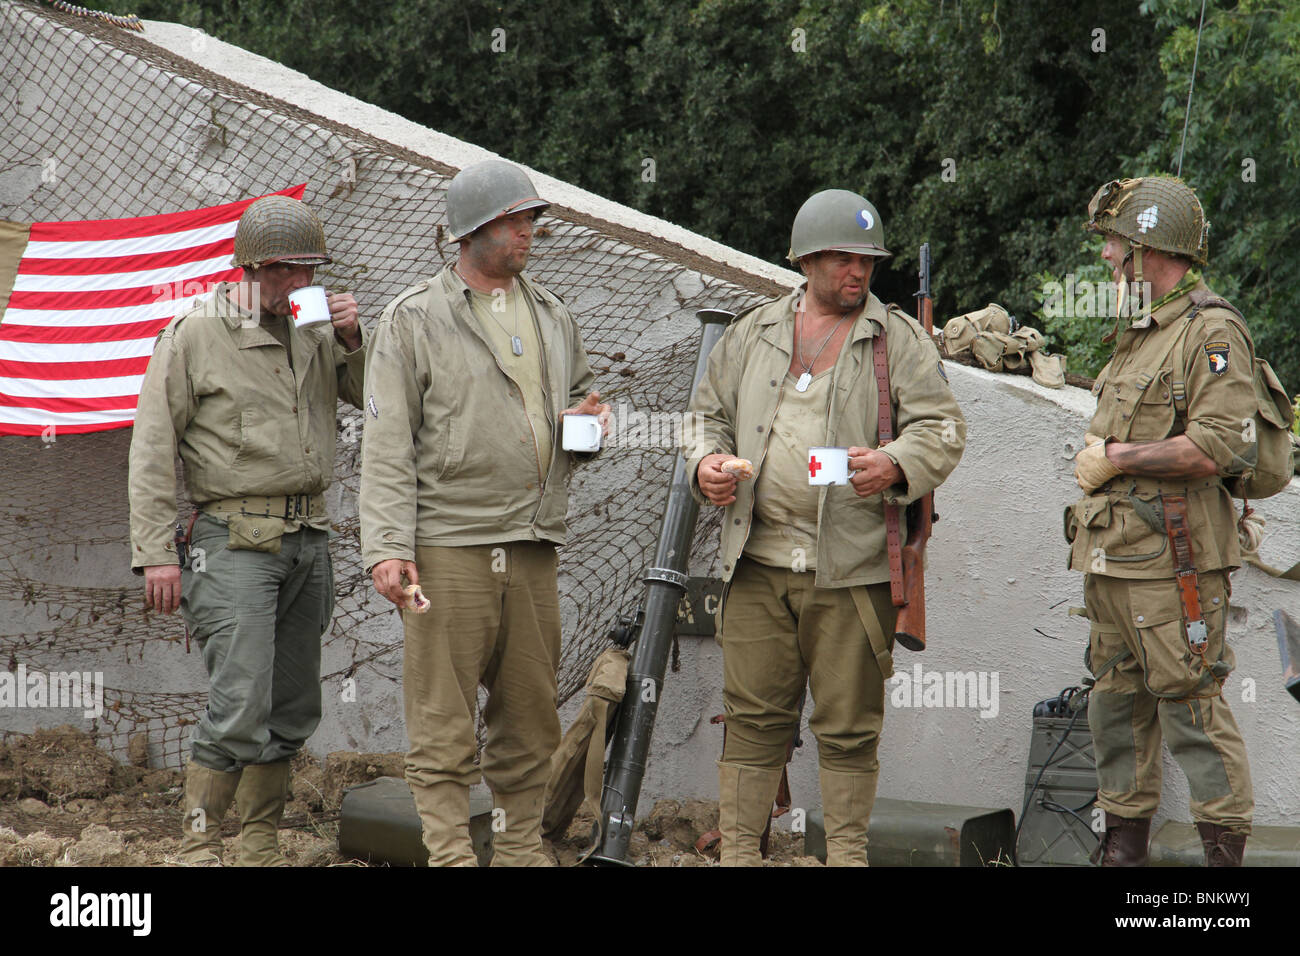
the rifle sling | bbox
[1160,494,1208,655]
[874,330,905,607]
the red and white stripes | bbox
[0,184,305,436]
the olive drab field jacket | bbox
[359,266,596,571]
[684,290,967,589]
[128,284,366,569]
[1066,280,1259,579]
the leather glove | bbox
[1074,433,1122,493]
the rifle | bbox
[890,243,936,652]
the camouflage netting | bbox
[0,2,785,768]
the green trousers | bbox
[720,557,896,773]
[403,542,562,864]
[181,514,333,771]
[1085,571,1253,833]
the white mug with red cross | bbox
[287,285,331,328]
[807,446,851,485]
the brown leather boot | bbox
[1196,823,1247,867]
[1090,812,1151,866]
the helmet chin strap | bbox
[1103,243,1146,343]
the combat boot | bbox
[179,762,242,866]
[235,761,292,867]
[411,779,479,867]
[1090,812,1151,867]
[1196,823,1247,867]
[820,767,878,867]
[489,785,553,867]
[717,761,783,867]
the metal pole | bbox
[585,308,733,865]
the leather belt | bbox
[1161,494,1208,654]
[874,332,905,607]
[200,493,325,520]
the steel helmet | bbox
[446,160,551,242]
[788,189,890,262]
[231,195,331,269]
[1084,176,1209,265]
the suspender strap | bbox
[1161,494,1208,654]
[874,331,905,607]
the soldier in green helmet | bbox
[129,194,366,865]
[360,159,608,866]
[685,189,966,865]
[1067,176,1258,866]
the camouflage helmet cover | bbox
[788,188,891,262]
[446,159,551,242]
[1084,176,1209,265]
[231,195,331,269]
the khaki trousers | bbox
[403,542,562,865]
[1085,571,1253,833]
[720,557,895,773]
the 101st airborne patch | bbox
[1203,341,1230,375]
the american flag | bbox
[0,184,305,437]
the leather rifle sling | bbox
[1160,495,1208,654]
[874,331,905,607]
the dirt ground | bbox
[0,726,817,867]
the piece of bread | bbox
[403,583,430,613]
[720,458,754,480]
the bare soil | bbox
[0,725,818,867]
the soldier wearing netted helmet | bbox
[360,160,607,866]
[1067,175,1260,866]
[129,193,365,865]
[685,189,966,865]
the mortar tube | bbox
[586,308,734,866]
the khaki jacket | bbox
[359,266,596,569]
[684,290,966,588]
[128,285,366,569]
[1066,280,1257,578]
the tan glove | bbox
[1074,433,1122,493]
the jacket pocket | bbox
[1127,369,1177,442]
[232,408,283,469]
[1064,494,1112,543]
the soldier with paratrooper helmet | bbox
[1069,176,1265,867]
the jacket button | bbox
[274,367,280,374]
[733,518,741,525]
[291,405,298,413]
[1136,614,1145,623]
[755,426,762,433]
[252,529,261,537]
[770,379,777,387]
[526,483,535,490]
[724,563,731,572]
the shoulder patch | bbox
[1203,340,1230,375]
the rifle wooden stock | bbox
[894,495,932,651]
[892,241,935,652]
